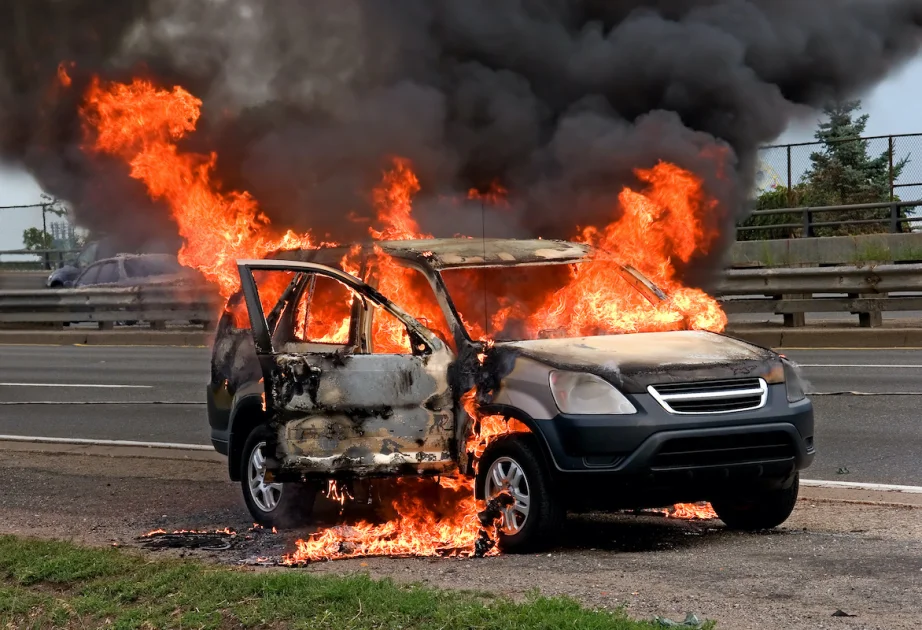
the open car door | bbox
[236,259,455,479]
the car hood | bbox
[497,331,780,393]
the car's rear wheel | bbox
[712,474,800,531]
[240,425,316,528]
[476,435,564,553]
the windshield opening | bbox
[439,260,673,342]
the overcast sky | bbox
[3,56,922,252]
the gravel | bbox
[1,449,920,630]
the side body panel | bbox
[236,259,457,478]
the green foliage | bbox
[804,100,907,206]
[741,101,912,240]
[21,227,53,251]
[0,536,667,630]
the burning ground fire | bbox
[78,75,724,562]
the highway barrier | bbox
[0,284,219,330]
[717,263,922,327]
[0,264,920,330]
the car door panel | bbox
[236,260,455,477]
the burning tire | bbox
[711,474,800,531]
[240,425,317,528]
[476,435,563,553]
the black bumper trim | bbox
[529,389,814,475]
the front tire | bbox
[712,474,800,531]
[476,435,564,553]
[240,425,316,528]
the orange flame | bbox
[447,162,727,340]
[467,180,509,207]
[370,157,427,241]
[57,62,73,87]
[284,477,491,563]
[82,78,317,299]
[662,502,718,520]
[461,388,531,462]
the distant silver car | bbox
[67,253,191,288]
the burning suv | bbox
[207,238,814,551]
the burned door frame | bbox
[236,259,457,479]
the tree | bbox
[802,100,907,208]
[22,227,53,251]
[740,101,910,240]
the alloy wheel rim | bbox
[485,456,531,534]
[248,441,283,512]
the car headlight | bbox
[548,371,636,415]
[782,360,806,403]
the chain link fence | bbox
[757,133,922,202]
[749,134,922,239]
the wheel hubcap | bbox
[248,441,283,512]
[485,457,531,534]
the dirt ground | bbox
[1,447,920,630]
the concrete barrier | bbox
[730,232,922,268]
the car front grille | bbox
[650,431,795,470]
[647,378,767,415]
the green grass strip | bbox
[0,535,670,630]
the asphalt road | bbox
[0,344,209,445]
[1,344,921,485]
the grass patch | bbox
[0,535,669,630]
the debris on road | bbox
[138,525,278,552]
[832,609,857,618]
[653,612,704,627]
[139,529,236,551]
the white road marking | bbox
[801,479,922,494]
[0,382,152,389]
[810,391,922,396]
[0,434,212,451]
[800,364,922,369]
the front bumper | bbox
[531,384,814,475]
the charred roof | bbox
[270,238,591,270]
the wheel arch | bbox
[472,404,557,499]
[227,395,269,481]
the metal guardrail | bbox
[737,200,922,239]
[0,266,919,331]
[0,284,219,330]
[717,264,922,328]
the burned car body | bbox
[207,239,814,548]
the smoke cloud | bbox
[2,0,922,275]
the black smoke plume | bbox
[2,0,922,274]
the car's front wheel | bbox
[476,435,564,553]
[240,426,316,528]
[712,474,800,531]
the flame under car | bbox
[207,238,814,551]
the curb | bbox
[799,485,922,508]
[0,439,223,463]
